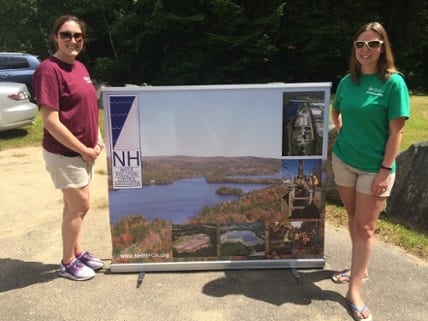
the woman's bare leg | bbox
[61,185,90,264]
[347,191,385,317]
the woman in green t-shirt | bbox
[331,22,410,321]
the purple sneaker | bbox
[77,251,104,271]
[59,258,95,281]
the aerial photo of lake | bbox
[108,176,272,224]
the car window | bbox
[8,57,30,69]
[0,57,8,69]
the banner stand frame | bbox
[110,257,325,273]
[103,82,331,274]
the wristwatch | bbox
[97,141,105,149]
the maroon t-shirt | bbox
[33,56,99,156]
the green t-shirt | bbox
[332,73,410,173]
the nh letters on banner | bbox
[102,83,331,273]
[109,95,142,189]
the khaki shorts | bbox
[43,149,94,189]
[332,153,395,196]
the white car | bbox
[0,82,37,131]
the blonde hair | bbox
[349,22,397,84]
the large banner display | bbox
[102,83,331,272]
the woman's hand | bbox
[94,143,103,156]
[80,146,99,164]
[372,169,390,196]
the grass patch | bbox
[95,168,107,176]
[376,219,428,259]
[0,113,44,150]
[326,204,349,227]
[326,204,428,260]
[399,95,428,151]
[94,198,109,210]
[0,111,106,151]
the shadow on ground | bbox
[0,258,58,292]
[203,269,347,308]
[0,128,29,140]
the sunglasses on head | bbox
[353,40,383,49]
[58,31,83,42]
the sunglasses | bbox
[58,31,84,42]
[353,40,383,49]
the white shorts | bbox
[332,153,395,196]
[43,149,93,189]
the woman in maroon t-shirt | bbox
[33,15,104,281]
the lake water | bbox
[108,176,270,224]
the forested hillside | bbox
[1,0,426,91]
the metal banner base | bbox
[110,258,325,273]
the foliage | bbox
[0,0,426,90]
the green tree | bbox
[0,0,426,90]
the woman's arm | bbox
[381,117,406,169]
[372,117,406,195]
[331,109,342,133]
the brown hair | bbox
[51,15,86,38]
[349,22,397,84]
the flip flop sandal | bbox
[332,269,369,283]
[331,269,351,283]
[347,300,373,321]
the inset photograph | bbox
[280,159,324,219]
[172,224,218,259]
[267,220,323,258]
[282,92,326,156]
[219,223,266,258]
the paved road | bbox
[0,147,427,321]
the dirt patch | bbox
[0,146,112,262]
